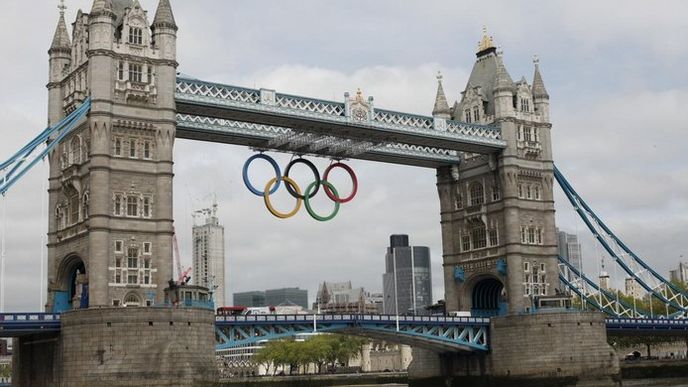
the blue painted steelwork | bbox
[554,166,688,315]
[215,314,490,352]
[0,313,61,337]
[0,99,91,195]
[558,256,644,318]
[606,318,688,334]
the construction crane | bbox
[172,229,192,285]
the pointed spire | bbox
[532,55,549,99]
[493,54,513,92]
[432,71,451,118]
[50,2,71,53]
[153,0,177,30]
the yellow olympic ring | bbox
[263,176,303,219]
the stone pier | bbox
[13,307,217,387]
[408,311,620,387]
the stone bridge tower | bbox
[46,0,177,311]
[436,31,557,316]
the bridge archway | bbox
[54,255,88,312]
[470,276,505,317]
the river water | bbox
[333,380,688,387]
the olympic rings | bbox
[323,162,358,203]
[243,153,358,221]
[304,181,340,222]
[284,158,320,199]
[263,176,302,219]
[243,154,281,196]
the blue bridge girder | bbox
[0,313,61,337]
[215,314,490,352]
[606,318,688,336]
[174,77,507,167]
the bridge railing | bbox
[0,313,61,322]
[215,314,490,326]
[175,77,505,145]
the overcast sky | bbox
[0,1,687,312]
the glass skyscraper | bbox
[383,235,432,315]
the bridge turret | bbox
[438,30,558,316]
[532,57,550,122]
[432,72,451,120]
[492,55,514,119]
[48,5,71,125]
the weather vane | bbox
[58,0,67,16]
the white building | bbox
[192,202,226,307]
[624,278,644,299]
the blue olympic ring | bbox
[242,153,281,196]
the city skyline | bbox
[0,1,687,312]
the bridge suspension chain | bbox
[0,98,91,196]
[558,256,644,318]
[554,165,688,317]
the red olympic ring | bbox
[323,162,358,203]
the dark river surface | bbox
[331,380,688,387]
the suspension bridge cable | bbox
[554,165,688,314]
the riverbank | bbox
[621,359,688,380]
[215,372,407,387]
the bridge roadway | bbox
[2,313,688,350]
[174,77,507,168]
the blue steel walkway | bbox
[4,313,688,348]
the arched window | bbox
[124,292,140,307]
[65,186,79,225]
[469,182,484,206]
[69,136,81,165]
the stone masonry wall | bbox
[58,307,217,386]
[488,311,619,381]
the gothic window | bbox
[118,62,125,80]
[115,271,122,284]
[147,66,153,84]
[534,185,541,200]
[124,293,140,306]
[536,228,543,245]
[527,227,536,244]
[524,126,533,142]
[517,125,524,141]
[143,242,152,255]
[526,185,532,199]
[464,109,472,123]
[129,138,137,158]
[489,228,499,246]
[129,27,143,45]
[471,225,487,249]
[533,127,540,143]
[115,257,122,268]
[491,185,500,201]
[82,192,90,219]
[520,98,530,112]
[143,141,152,159]
[520,226,527,244]
[518,184,523,198]
[524,261,530,272]
[129,63,143,83]
[114,194,123,216]
[115,240,123,254]
[67,188,79,225]
[69,136,81,165]
[473,106,480,122]
[126,196,138,217]
[469,182,484,206]
[114,137,122,157]
[143,197,152,218]
[461,234,471,252]
[127,248,139,267]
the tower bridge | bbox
[0,1,683,386]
